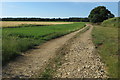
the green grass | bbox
[2,22,85,65]
[92,26,118,78]
[102,17,120,28]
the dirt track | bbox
[55,24,108,78]
[2,24,108,78]
[2,25,87,78]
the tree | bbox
[88,6,115,23]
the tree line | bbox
[1,17,89,22]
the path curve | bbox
[55,24,108,78]
[2,25,87,78]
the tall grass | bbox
[2,22,85,65]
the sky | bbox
[1,2,119,18]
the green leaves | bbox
[88,6,115,23]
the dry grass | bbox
[1,21,73,27]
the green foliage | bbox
[2,22,85,65]
[2,17,89,22]
[88,6,114,23]
[102,17,120,28]
[92,26,118,77]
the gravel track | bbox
[55,24,108,78]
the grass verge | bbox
[92,26,118,78]
[101,17,120,28]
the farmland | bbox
[2,18,119,78]
[2,22,85,65]
[1,21,73,27]
[1,2,119,78]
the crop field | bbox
[92,26,118,77]
[1,21,73,27]
[2,22,85,65]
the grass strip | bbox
[92,26,118,78]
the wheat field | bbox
[1,21,73,27]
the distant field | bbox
[2,22,85,65]
[1,21,73,27]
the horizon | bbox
[1,16,88,18]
